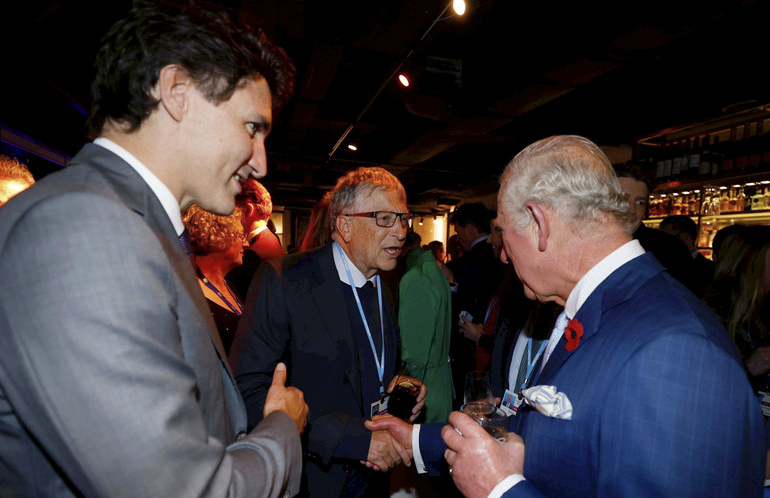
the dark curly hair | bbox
[86,1,295,138]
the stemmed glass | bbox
[463,370,493,406]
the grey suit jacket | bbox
[0,143,302,497]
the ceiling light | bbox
[398,74,410,87]
[347,144,358,151]
[453,0,466,16]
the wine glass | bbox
[463,370,493,407]
[461,402,508,441]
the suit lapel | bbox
[306,247,365,411]
[77,144,234,370]
[533,254,663,386]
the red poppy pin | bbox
[564,318,583,352]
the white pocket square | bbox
[521,385,573,420]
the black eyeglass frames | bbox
[344,211,415,228]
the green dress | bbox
[398,248,453,423]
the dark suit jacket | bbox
[230,243,400,498]
[420,252,764,497]
[0,143,301,497]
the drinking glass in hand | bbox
[464,370,493,406]
[389,380,420,421]
[461,402,508,441]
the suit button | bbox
[235,431,247,441]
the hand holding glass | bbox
[461,402,508,441]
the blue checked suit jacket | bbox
[420,252,764,497]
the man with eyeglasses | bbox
[231,166,426,498]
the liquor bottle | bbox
[738,187,751,211]
[735,123,751,170]
[760,120,770,170]
[748,121,762,170]
[719,188,730,213]
[671,141,682,179]
[722,127,737,172]
[662,144,673,181]
[727,188,737,212]
[711,136,721,176]
[689,137,701,177]
[655,144,666,180]
[672,194,683,215]
[698,137,711,176]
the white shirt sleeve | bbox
[412,424,428,474]
[487,474,526,498]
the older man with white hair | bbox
[368,135,764,498]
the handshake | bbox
[364,392,527,498]
[360,375,427,471]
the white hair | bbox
[498,135,634,236]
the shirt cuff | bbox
[487,474,526,498]
[412,424,427,474]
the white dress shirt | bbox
[93,137,185,236]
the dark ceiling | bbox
[3,0,770,215]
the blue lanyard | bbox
[336,244,386,394]
[197,269,243,315]
[520,337,547,393]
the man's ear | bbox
[335,215,353,244]
[527,201,550,252]
[154,64,192,122]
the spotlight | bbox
[347,144,358,151]
[398,74,410,87]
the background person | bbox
[184,204,248,354]
[0,154,35,207]
[231,167,426,498]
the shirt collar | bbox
[564,239,645,318]
[470,235,489,248]
[93,137,185,236]
[332,241,377,288]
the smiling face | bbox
[179,76,273,215]
[340,187,408,278]
[617,176,649,232]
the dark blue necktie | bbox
[179,229,193,259]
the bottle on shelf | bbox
[760,120,770,170]
[662,144,674,181]
[699,136,712,176]
[748,120,762,170]
[722,127,737,172]
[711,135,721,176]
[735,123,751,171]
[689,137,701,177]
[671,141,682,179]
[727,188,737,212]
[741,187,749,211]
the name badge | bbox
[500,389,523,416]
[371,396,389,418]
[759,392,770,417]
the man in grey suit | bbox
[0,3,308,497]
